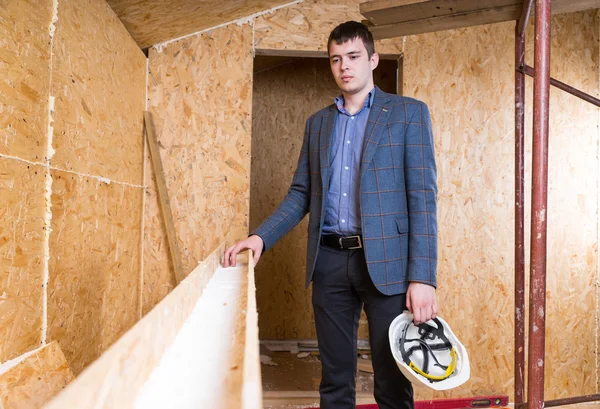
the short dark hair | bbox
[327,21,375,58]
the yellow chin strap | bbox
[400,318,457,382]
[408,347,457,381]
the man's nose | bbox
[341,58,349,71]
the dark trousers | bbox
[312,244,414,409]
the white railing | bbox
[43,244,262,409]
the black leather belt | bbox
[321,234,363,250]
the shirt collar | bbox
[334,87,376,114]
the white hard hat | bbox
[388,311,470,390]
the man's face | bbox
[329,37,378,95]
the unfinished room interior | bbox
[1,0,600,408]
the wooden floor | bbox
[262,350,375,408]
[262,352,600,409]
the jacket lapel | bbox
[320,105,337,190]
[360,88,392,182]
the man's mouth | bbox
[341,75,353,82]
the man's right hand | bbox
[223,235,264,268]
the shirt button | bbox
[351,116,355,120]
[346,140,350,144]
[341,219,346,223]
[343,193,347,196]
[344,166,349,170]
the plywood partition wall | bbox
[45,0,147,375]
[251,57,398,340]
[0,0,147,377]
[144,23,253,314]
[0,0,53,363]
[402,10,599,400]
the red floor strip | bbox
[306,395,509,409]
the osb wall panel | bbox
[253,0,404,55]
[252,58,397,340]
[51,0,146,185]
[107,0,294,49]
[0,342,74,409]
[0,0,51,162]
[145,23,253,302]
[0,158,46,362]
[403,11,598,400]
[47,171,143,375]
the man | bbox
[224,21,438,409]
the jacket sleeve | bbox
[249,118,312,252]
[404,102,438,287]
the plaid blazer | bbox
[251,87,438,295]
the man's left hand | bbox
[406,282,437,325]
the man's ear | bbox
[370,52,380,71]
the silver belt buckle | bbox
[346,235,362,249]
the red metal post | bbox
[514,0,532,405]
[527,2,551,409]
[514,22,526,409]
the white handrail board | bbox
[242,250,262,409]
[43,243,256,409]
[43,244,261,409]
[134,264,248,408]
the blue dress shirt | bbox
[322,88,375,236]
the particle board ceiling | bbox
[360,0,600,39]
[106,0,295,48]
